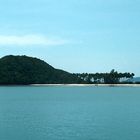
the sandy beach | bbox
[31,84,140,87]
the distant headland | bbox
[0,55,138,85]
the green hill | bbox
[0,55,83,85]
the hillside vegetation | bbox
[0,55,82,84]
[0,55,135,85]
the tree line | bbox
[74,69,135,84]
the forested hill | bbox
[0,55,83,84]
[0,55,135,85]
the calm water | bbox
[0,86,140,140]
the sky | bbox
[0,0,140,76]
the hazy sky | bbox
[0,0,140,76]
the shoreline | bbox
[0,84,140,87]
[30,84,140,87]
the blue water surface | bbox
[0,86,140,140]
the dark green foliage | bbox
[76,69,135,84]
[0,55,135,85]
[0,55,82,85]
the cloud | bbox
[0,35,68,46]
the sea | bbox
[0,86,140,140]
